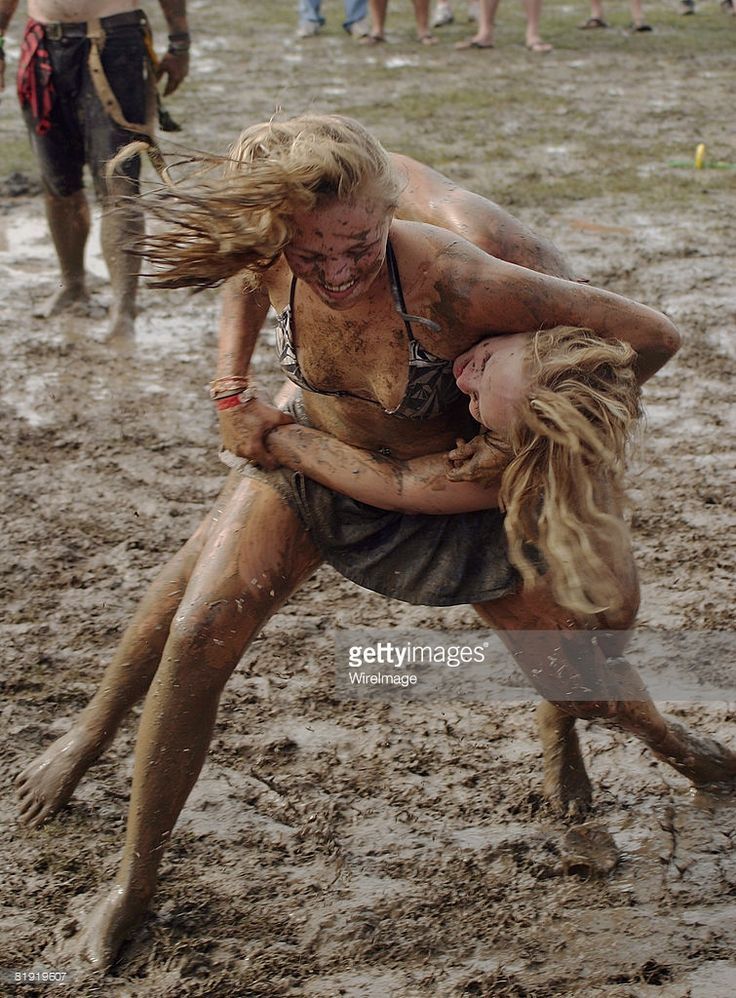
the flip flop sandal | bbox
[418,33,439,44]
[360,33,386,45]
[455,37,494,49]
[630,22,653,30]
[578,17,608,28]
[526,40,553,52]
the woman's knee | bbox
[165,583,275,678]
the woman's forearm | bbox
[216,279,270,378]
[266,425,500,514]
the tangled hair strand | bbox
[138,114,400,290]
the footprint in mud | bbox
[560,822,621,878]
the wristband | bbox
[167,31,191,54]
[215,394,245,411]
[215,387,259,411]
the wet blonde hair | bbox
[459,327,641,617]
[140,114,400,289]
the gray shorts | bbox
[222,397,520,608]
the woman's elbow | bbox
[661,316,682,359]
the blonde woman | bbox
[20,115,734,969]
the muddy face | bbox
[453,333,531,434]
[284,193,391,310]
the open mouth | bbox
[320,277,358,295]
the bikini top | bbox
[274,240,461,420]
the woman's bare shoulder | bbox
[390,218,505,274]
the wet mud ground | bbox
[1,1,735,994]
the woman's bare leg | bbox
[475,573,736,808]
[15,473,242,828]
[66,477,321,971]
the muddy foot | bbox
[537,702,593,820]
[667,721,736,791]
[33,283,92,319]
[15,726,103,828]
[106,307,136,341]
[60,885,151,972]
[560,822,620,877]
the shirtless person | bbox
[0,0,190,337]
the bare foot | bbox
[15,725,106,828]
[662,721,736,791]
[107,307,136,341]
[60,884,152,972]
[537,701,593,820]
[526,38,553,53]
[33,282,90,319]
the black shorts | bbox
[21,11,151,198]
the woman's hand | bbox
[447,434,509,487]
[219,399,295,469]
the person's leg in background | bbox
[343,0,371,35]
[298,0,325,37]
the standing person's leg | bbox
[363,0,388,41]
[413,0,439,41]
[298,0,325,35]
[85,21,154,339]
[629,0,651,29]
[99,173,142,340]
[65,479,321,971]
[581,0,607,27]
[456,0,499,48]
[15,473,243,828]
[343,0,370,34]
[41,190,91,314]
[22,34,92,317]
[523,0,553,52]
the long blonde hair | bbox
[140,114,400,289]
[480,327,641,617]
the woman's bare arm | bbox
[215,276,294,466]
[265,425,501,514]
[392,153,577,281]
[409,226,682,383]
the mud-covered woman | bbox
[19,115,735,969]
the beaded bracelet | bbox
[208,376,249,401]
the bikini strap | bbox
[386,240,441,335]
[289,272,297,313]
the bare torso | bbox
[27,0,137,22]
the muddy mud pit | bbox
[1,2,735,995]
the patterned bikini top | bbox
[274,240,461,420]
